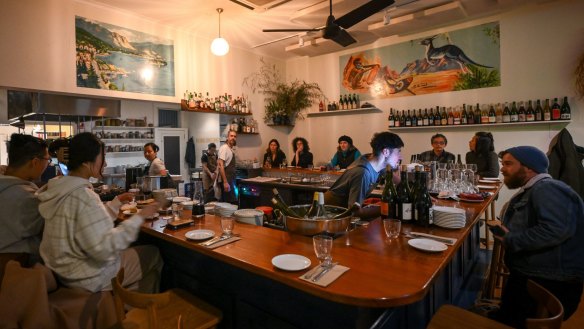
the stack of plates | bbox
[214,202,238,217]
[233,209,264,226]
[432,206,466,229]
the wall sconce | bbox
[210,8,230,56]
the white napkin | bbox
[299,265,350,287]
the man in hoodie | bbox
[38,133,162,293]
[0,134,48,266]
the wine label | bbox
[402,203,412,220]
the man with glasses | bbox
[325,132,404,218]
[0,134,49,266]
[418,133,455,163]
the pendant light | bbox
[210,8,229,56]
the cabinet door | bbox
[155,128,188,179]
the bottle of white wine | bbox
[380,165,398,220]
[306,192,327,218]
[271,188,301,218]
[396,165,412,222]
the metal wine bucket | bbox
[276,204,351,236]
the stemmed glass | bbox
[313,235,333,267]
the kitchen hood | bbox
[7,90,121,123]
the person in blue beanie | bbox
[489,146,584,328]
[329,135,361,170]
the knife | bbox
[410,232,456,245]
[312,263,337,282]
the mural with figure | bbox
[75,16,175,96]
[340,22,500,100]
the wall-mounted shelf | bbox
[180,100,252,116]
[389,120,571,131]
[94,126,153,130]
[237,132,259,135]
[102,138,154,143]
[307,107,382,117]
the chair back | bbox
[525,280,564,329]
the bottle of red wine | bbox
[396,165,412,222]
[272,188,301,218]
[380,165,398,220]
[551,97,561,120]
[413,172,433,227]
[560,96,571,120]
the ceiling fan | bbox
[262,0,395,47]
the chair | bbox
[111,267,222,329]
[481,239,509,301]
[429,280,564,329]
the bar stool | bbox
[481,239,509,301]
[111,268,222,329]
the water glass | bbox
[313,235,333,266]
[172,203,183,220]
[383,219,401,239]
[220,217,235,237]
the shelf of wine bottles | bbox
[387,97,572,129]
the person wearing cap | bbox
[330,135,361,170]
[418,133,455,163]
[489,146,584,328]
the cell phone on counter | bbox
[488,224,506,237]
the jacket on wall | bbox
[547,128,584,200]
[185,137,196,169]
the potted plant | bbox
[243,58,325,125]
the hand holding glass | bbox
[313,235,333,266]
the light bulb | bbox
[211,37,229,56]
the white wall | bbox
[285,0,584,214]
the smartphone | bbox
[488,224,506,237]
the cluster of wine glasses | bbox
[431,162,478,195]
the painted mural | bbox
[75,16,175,96]
[340,22,500,100]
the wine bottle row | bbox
[183,90,251,114]
[388,97,571,128]
[381,165,433,227]
[318,93,361,112]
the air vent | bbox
[229,0,291,12]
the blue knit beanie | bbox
[504,146,549,174]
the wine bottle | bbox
[333,202,361,219]
[388,108,395,127]
[416,109,423,127]
[526,100,535,122]
[510,101,519,122]
[467,105,475,124]
[413,172,433,227]
[319,100,324,112]
[440,107,448,126]
[495,103,503,123]
[560,96,571,120]
[518,101,526,122]
[481,105,489,124]
[447,107,454,125]
[551,97,561,120]
[457,154,463,165]
[543,98,551,121]
[411,109,418,127]
[272,188,301,217]
[306,192,326,218]
[488,104,496,124]
[428,108,435,126]
[405,110,412,127]
[399,110,406,127]
[453,106,461,125]
[423,108,429,126]
[474,104,482,125]
[461,104,468,125]
[396,165,412,222]
[502,102,511,123]
[380,165,398,220]
[535,99,543,121]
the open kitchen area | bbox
[1,0,584,329]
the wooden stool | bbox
[111,268,222,329]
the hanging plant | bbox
[243,58,325,124]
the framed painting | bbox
[75,16,175,96]
[340,22,500,100]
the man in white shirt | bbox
[217,130,237,203]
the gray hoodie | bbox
[0,175,43,257]
[37,176,143,292]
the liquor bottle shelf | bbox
[102,138,154,143]
[388,120,571,130]
[94,126,153,130]
[306,107,381,117]
[180,100,252,115]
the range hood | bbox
[7,90,121,123]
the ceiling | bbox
[84,0,549,59]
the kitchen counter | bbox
[135,182,502,328]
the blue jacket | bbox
[502,174,584,281]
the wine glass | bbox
[313,235,333,267]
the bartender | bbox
[143,143,167,176]
[217,130,237,203]
[324,132,403,218]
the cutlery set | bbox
[304,262,338,282]
[199,234,240,247]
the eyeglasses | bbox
[432,141,446,145]
[37,156,52,164]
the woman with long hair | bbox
[290,137,313,168]
[263,139,287,168]
[466,131,499,178]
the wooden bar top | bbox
[135,183,502,308]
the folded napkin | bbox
[299,265,350,287]
[204,236,241,249]
[410,232,457,245]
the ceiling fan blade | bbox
[335,0,395,29]
[323,26,356,47]
[263,28,322,32]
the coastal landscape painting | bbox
[340,22,500,100]
[75,16,175,96]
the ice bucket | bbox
[277,204,351,236]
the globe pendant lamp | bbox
[210,8,229,56]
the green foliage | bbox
[483,24,500,45]
[454,65,500,90]
[243,58,325,124]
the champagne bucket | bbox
[277,204,351,236]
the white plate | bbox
[271,254,311,271]
[477,185,497,189]
[408,238,448,252]
[185,229,215,241]
[478,179,498,184]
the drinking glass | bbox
[313,235,333,266]
[383,219,401,239]
[220,217,234,237]
[172,203,183,220]
[307,164,314,170]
